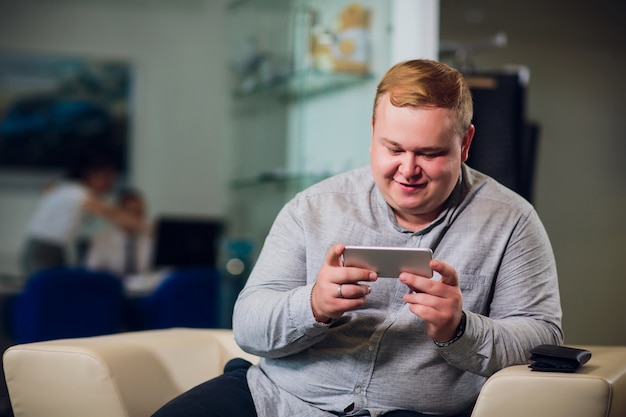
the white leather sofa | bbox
[3,328,626,417]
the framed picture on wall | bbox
[0,51,132,186]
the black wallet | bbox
[529,344,592,373]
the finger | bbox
[337,282,372,299]
[325,243,346,267]
[430,259,459,287]
[340,266,377,284]
[403,290,456,311]
[399,272,435,293]
[405,302,443,325]
[327,244,376,283]
[400,273,456,298]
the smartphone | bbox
[342,246,433,278]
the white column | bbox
[390,0,439,64]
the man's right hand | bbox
[310,243,377,323]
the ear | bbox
[370,117,375,152]
[460,124,475,162]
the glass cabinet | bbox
[225,0,392,251]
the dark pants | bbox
[152,359,469,417]
[152,358,257,417]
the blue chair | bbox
[8,267,124,344]
[126,267,221,330]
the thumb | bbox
[431,259,459,287]
[325,243,346,267]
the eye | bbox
[388,147,403,155]
[422,151,446,159]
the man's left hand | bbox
[400,259,463,343]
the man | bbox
[86,188,153,277]
[153,59,562,417]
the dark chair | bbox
[8,267,124,344]
[126,267,222,330]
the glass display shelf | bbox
[232,69,373,101]
[230,170,329,189]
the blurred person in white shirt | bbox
[21,150,149,278]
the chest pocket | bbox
[458,272,490,314]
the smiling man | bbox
[153,60,562,417]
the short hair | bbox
[372,59,473,137]
[65,147,119,181]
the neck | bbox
[394,211,439,232]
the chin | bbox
[392,197,426,212]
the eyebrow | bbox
[380,137,447,153]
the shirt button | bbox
[368,344,375,352]
[355,387,361,394]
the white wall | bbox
[0,0,231,272]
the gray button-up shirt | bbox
[233,164,563,417]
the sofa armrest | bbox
[7,331,625,417]
[3,328,258,417]
[472,346,626,417]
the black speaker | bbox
[465,72,538,202]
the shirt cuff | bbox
[435,311,479,362]
[289,284,333,335]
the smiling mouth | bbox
[395,180,426,190]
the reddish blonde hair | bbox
[372,59,473,137]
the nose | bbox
[398,153,420,179]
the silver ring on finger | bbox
[337,283,344,298]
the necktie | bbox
[124,233,137,275]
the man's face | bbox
[370,94,474,229]
[86,167,118,196]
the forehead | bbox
[373,101,462,151]
[377,97,456,129]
